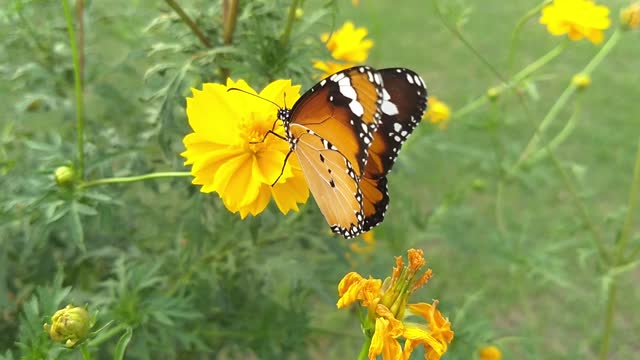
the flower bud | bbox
[54,166,75,187]
[43,305,90,347]
[295,7,304,20]
[620,2,640,30]
[486,86,502,101]
[571,73,591,90]
[479,345,502,360]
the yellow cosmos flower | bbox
[479,345,502,360]
[621,2,640,30]
[337,249,453,360]
[313,60,355,79]
[321,21,373,63]
[182,79,309,218]
[572,73,592,89]
[539,0,611,44]
[424,96,451,129]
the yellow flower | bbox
[352,0,361,6]
[313,60,355,79]
[572,73,592,89]
[539,0,611,44]
[620,2,640,30]
[424,97,451,129]
[479,345,502,360]
[43,305,91,348]
[182,79,309,218]
[337,249,453,360]
[321,21,373,63]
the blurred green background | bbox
[1,0,639,359]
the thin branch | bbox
[164,0,212,48]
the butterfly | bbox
[276,66,428,238]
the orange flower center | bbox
[237,113,274,153]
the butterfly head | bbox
[277,108,291,123]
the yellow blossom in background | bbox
[352,0,360,6]
[344,230,377,268]
[424,96,451,129]
[322,21,373,63]
[539,0,611,44]
[620,2,640,30]
[182,79,309,218]
[337,249,454,360]
[479,345,502,360]
[313,60,355,79]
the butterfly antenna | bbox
[227,88,281,109]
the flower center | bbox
[238,113,274,153]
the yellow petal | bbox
[212,152,262,209]
[187,85,239,145]
[259,79,301,110]
[271,170,309,214]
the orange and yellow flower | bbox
[182,79,309,218]
[539,0,611,44]
[315,21,373,78]
[424,96,451,129]
[479,345,502,360]
[337,249,454,360]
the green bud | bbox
[54,166,75,187]
[43,305,90,347]
[486,86,502,101]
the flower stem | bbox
[599,139,640,359]
[62,0,85,179]
[527,102,580,165]
[516,30,621,166]
[80,344,92,360]
[356,336,372,360]
[508,0,552,74]
[79,172,192,189]
[281,0,301,47]
[220,0,240,80]
[454,44,564,119]
[164,0,212,48]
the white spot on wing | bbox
[381,100,399,116]
[393,123,403,132]
[349,101,364,117]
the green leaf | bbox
[112,327,133,360]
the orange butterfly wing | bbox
[286,66,383,238]
[360,68,428,232]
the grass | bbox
[1,0,639,359]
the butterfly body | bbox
[277,66,427,238]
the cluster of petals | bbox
[337,249,453,360]
[314,21,374,78]
[423,97,451,129]
[539,0,611,44]
[181,79,309,218]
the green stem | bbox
[454,44,564,119]
[164,0,212,48]
[62,0,85,179]
[281,0,301,47]
[599,283,617,360]
[527,102,580,165]
[220,0,240,80]
[80,344,92,360]
[79,172,192,189]
[508,0,552,74]
[616,139,640,260]
[517,30,621,165]
[356,336,372,360]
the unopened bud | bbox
[620,2,640,30]
[44,305,90,347]
[572,73,591,90]
[486,86,502,101]
[54,166,75,187]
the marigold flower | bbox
[572,73,592,89]
[620,2,640,30]
[43,305,91,347]
[539,0,611,44]
[321,21,373,63]
[337,249,453,360]
[182,79,309,218]
[479,345,502,360]
[423,96,451,129]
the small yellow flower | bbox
[181,79,309,218]
[486,86,502,101]
[321,21,373,63]
[539,0,611,44]
[352,0,361,6]
[424,97,451,129]
[43,305,91,348]
[313,60,355,79]
[479,345,502,360]
[337,249,453,360]
[572,73,592,89]
[620,2,640,30]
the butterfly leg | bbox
[270,150,293,186]
[250,129,287,144]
